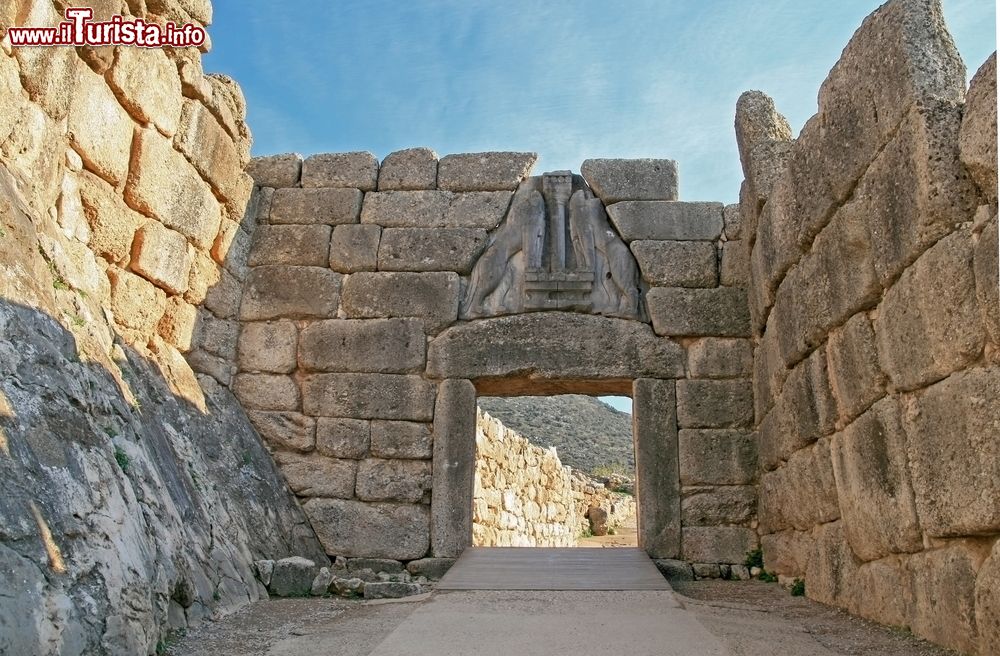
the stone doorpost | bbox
[633,378,681,558]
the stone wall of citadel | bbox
[473,407,636,548]
[736,1,998,653]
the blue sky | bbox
[205,1,995,414]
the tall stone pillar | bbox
[632,378,681,558]
[431,379,477,557]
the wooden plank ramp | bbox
[436,547,672,591]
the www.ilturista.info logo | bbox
[6,7,206,48]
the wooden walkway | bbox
[436,547,672,591]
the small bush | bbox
[114,446,130,472]
[745,548,764,569]
[758,570,778,583]
[791,578,806,596]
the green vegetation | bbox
[758,570,778,583]
[114,446,130,472]
[745,547,764,569]
[791,578,806,596]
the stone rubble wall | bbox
[0,2,327,655]
[238,149,759,567]
[472,407,636,547]
[738,1,999,653]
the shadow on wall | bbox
[0,162,324,654]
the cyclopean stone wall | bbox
[0,2,326,654]
[237,149,759,569]
[472,407,636,548]
[737,0,999,653]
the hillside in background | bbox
[477,395,634,475]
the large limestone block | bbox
[246,410,315,453]
[203,268,242,319]
[379,148,438,190]
[431,380,477,557]
[975,540,1000,655]
[316,418,370,459]
[125,128,221,249]
[240,266,342,321]
[681,486,756,525]
[830,398,922,562]
[719,241,749,288]
[678,429,756,485]
[687,338,752,379]
[184,250,222,306]
[630,240,717,287]
[960,53,998,203]
[370,421,433,459]
[907,542,984,654]
[760,529,813,577]
[274,453,357,499]
[903,366,1000,536]
[303,499,430,560]
[647,287,750,337]
[247,153,302,188]
[377,227,488,273]
[130,222,192,295]
[427,313,684,386]
[238,320,297,374]
[683,526,757,564]
[340,272,460,334]
[108,47,183,135]
[270,188,363,225]
[361,191,511,229]
[632,379,681,559]
[108,267,166,333]
[68,65,132,186]
[848,557,913,627]
[758,439,840,533]
[173,100,241,202]
[301,373,436,421]
[752,322,788,421]
[607,201,722,242]
[581,159,678,204]
[158,297,198,352]
[826,312,887,424]
[301,152,378,190]
[875,228,984,391]
[749,177,804,302]
[806,521,860,608]
[734,90,793,180]
[356,459,432,503]
[298,319,425,373]
[975,215,999,345]
[675,380,753,429]
[437,152,536,191]
[330,224,381,273]
[247,225,332,267]
[232,373,300,412]
[12,1,78,118]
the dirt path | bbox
[577,516,639,547]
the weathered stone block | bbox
[683,527,757,564]
[158,297,198,352]
[976,540,1000,655]
[647,287,750,337]
[77,171,143,264]
[687,338,752,379]
[607,201,722,242]
[11,0,77,119]
[437,152,536,191]
[806,521,860,608]
[633,379,680,559]
[875,228,984,391]
[330,224,381,273]
[427,313,684,386]
[681,486,756,525]
[975,216,1000,345]
[301,152,378,191]
[184,250,222,306]
[406,558,455,580]
[187,349,233,386]
[431,379,477,557]
[238,320,297,374]
[125,128,221,249]
[108,47,182,135]
[377,227,488,274]
[316,418,370,459]
[378,148,438,190]
[302,374,436,421]
[68,65,132,186]
[247,225,332,267]
[240,266,342,321]
[720,241,749,288]
[194,313,239,360]
[830,397,922,562]
[304,498,430,560]
[232,373,300,411]
[370,421,433,460]
[247,153,302,188]
[908,542,983,654]
[848,557,913,628]
[903,366,1000,537]
[203,268,242,319]
[299,319,425,373]
[734,90,793,180]
[130,222,192,295]
[269,557,318,597]
[758,438,840,533]
[723,203,742,241]
[340,272,460,334]
[676,380,753,428]
[108,267,166,333]
[274,452,357,498]
[270,188,363,225]
[174,100,241,202]
[630,240,717,287]
[760,529,813,577]
[826,312,886,423]
[356,458,432,503]
[678,429,756,485]
[753,320,788,421]
[246,410,315,453]
[360,191,511,229]
[960,53,998,202]
[581,159,678,204]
